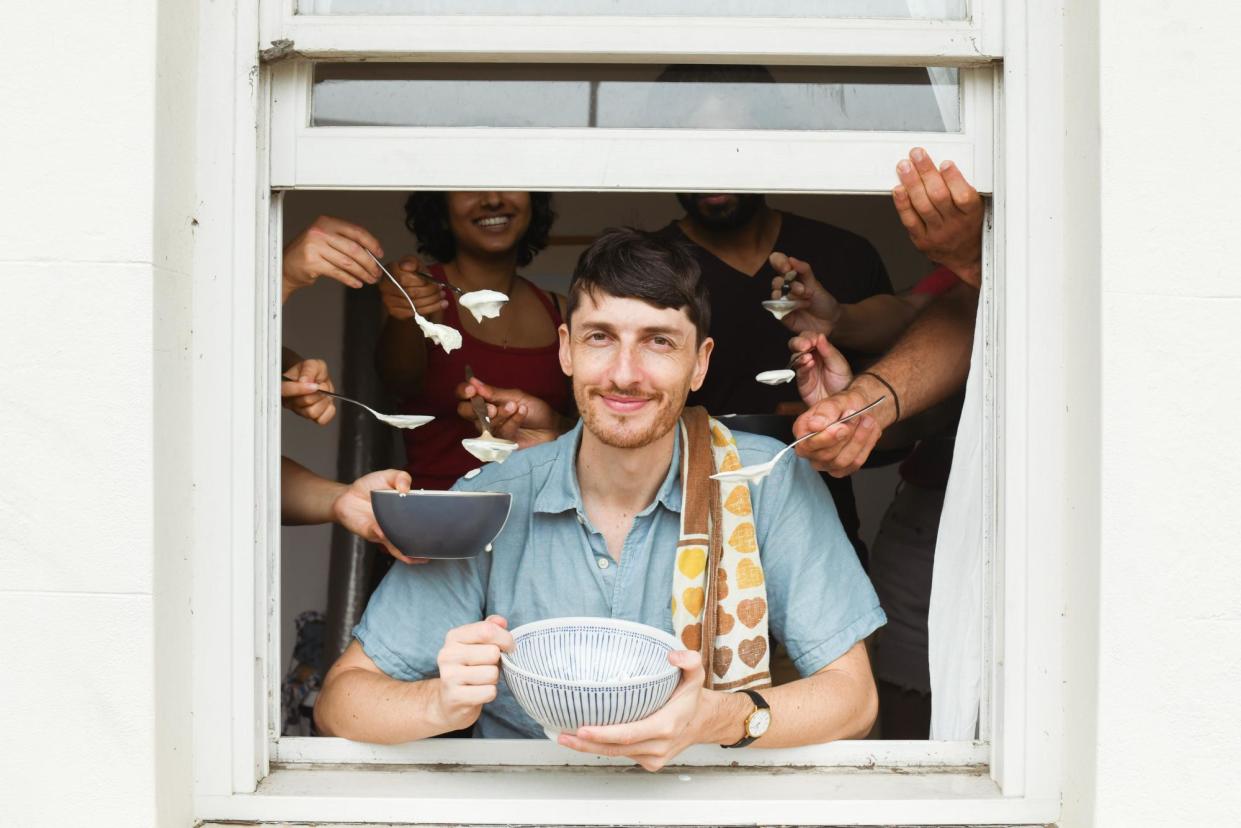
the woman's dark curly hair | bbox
[403,192,556,268]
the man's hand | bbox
[893,148,984,288]
[281,358,337,425]
[283,215,384,302]
[767,251,840,335]
[379,255,450,322]
[790,333,852,407]
[331,468,429,565]
[558,650,708,772]
[792,374,896,477]
[434,616,514,732]
[456,377,564,449]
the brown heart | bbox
[738,635,767,668]
[715,567,729,601]
[736,597,767,629]
[713,645,733,678]
[681,623,702,651]
[715,605,735,636]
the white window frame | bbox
[193,0,1071,824]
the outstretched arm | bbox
[316,617,514,743]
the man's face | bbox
[560,291,713,450]
[676,193,765,230]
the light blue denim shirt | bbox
[353,420,885,739]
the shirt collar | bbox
[532,420,684,517]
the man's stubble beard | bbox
[676,193,766,231]
[575,383,688,450]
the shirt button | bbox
[576,514,586,525]
[597,557,611,570]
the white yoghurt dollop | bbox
[415,316,463,353]
[755,369,795,385]
[462,436,519,464]
[761,298,801,321]
[458,289,509,323]
[375,413,434,430]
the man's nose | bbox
[609,344,642,388]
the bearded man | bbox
[315,228,885,770]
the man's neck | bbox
[448,248,519,292]
[678,206,781,276]
[576,427,678,560]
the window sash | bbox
[269,62,995,193]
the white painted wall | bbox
[1082,1,1241,825]
[0,0,196,826]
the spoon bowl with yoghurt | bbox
[279,379,434,431]
[711,397,885,484]
[367,250,464,353]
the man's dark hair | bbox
[567,227,711,343]
[403,192,556,268]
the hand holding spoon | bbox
[460,365,519,463]
[406,265,509,324]
[760,270,804,321]
[710,397,885,484]
[278,378,433,430]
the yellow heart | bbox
[682,586,705,617]
[736,558,764,589]
[724,485,753,517]
[711,424,730,447]
[670,595,677,615]
[720,451,742,472]
[728,523,758,553]
[677,546,707,579]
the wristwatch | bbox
[721,689,771,748]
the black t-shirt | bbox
[659,211,893,414]
[658,212,893,556]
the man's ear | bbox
[689,336,714,392]
[557,323,573,377]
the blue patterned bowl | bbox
[500,617,682,738]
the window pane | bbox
[312,64,961,132]
[300,0,967,19]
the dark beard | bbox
[676,193,766,230]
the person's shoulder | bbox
[779,211,877,253]
[729,429,789,464]
[451,434,568,494]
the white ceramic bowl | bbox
[500,617,681,738]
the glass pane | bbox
[300,0,967,18]
[312,64,960,132]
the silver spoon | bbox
[460,365,518,463]
[710,397,886,484]
[408,265,510,323]
[279,378,433,430]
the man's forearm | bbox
[281,456,346,526]
[315,668,453,744]
[697,647,877,748]
[830,294,924,355]
[859,282,977,425]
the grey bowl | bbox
[370,490,512,560]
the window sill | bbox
[196,762,1058,826]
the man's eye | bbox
[651,336,673,348]
[588,332,610,343]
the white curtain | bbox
[927,300,985,740]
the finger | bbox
[909,148,955,217]
[891,186,927,238]
[446,617,513,649]
[281,380,323,398]
[444,684,498,707]
[392,470,412,494]
[897,158,942,228]
[440,643,502,667]
[381,538,418,565]
[319,244,375,286]
[559,732,666,757]
[939,160,982,213]
[322,218,384,264]
[768,250,791,274]
[313,400,337,426]
[827,416,880,476]
[813,335,851,378]
[443,664,501,686]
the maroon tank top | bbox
[399,265,572,489]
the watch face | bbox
[748,708,772,738]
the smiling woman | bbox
[375,190,574,490]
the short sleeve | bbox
[352,552,489,682]
[746,442,886,676]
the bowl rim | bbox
[500,616,682,688]
[371,488,512,499]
